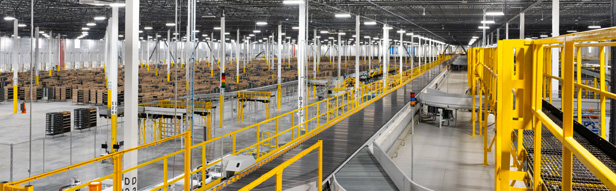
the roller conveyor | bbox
[522,100,616,191]
[222,63,447,190]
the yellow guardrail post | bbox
[184,131,191,191]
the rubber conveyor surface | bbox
[522,101,616,191]
[224,64,445,190]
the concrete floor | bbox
[0,81,336,190]
[392,71,496,191]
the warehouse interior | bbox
[1,0,616,191]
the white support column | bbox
[383,24,389,91]
[399,31,403,78]
[497,28,500,42]
[237,29,240,83]
[123,0,138,189]
[355,15,360,91]
[220,15,225,129]
[298,0,306,128]
[520,12,525,39]
[314,29,317,78]
[552,0,560,98]
[109,7,119,154]
[338,33,342,81]
[410,34,414,70]
[506,22,509,39]
[167,30,171,81]
[12,19,18,113]
[278,25,282,110]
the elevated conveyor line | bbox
[220,57,453,190]
[468,28,616,191]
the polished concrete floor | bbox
[392,71,496,191]
[0,84,320,190]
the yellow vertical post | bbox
[594,78,598,99]
[576,47,582,123]
[471,81,476,137]
[479,82,483,136]
[562,41,574,191]
[13,85,18,113]
[256,125,260,158]
[600,46,607,139]
[184,132,191,191]
[318,140,323,191]
[277,84,281,110]
[532,42,545,191]
[220,94,223,128]
[113,154,123,191]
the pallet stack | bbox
[74,107,97,130]
[45,111,71,135]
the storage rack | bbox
[45,111,71,135]
[74,107,97,130]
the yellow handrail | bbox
[239,140,323,191]
[2,54,451,191]
[468,29,616,190]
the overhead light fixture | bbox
[144,26,152,30]
[316,36,321,38]
[282,0,304,5]
[472,36,479,39]
[94,16,106,21]
[193,30,200,33]
[588,25,601,29]
[253,30,261,33]
[281,32,286,35]
[320,30,328,34]
[249,34,255,37]
[364,36,370,39]
[139,30,143,33]
[166,23,176,27]
[292,26,300,30]
[224,32,230,35]
[286,37,291,39]
[82,31,89,34]
[256,21,268,26]
[364,21,377,25]
[338,32,346,35]
[119,34,124,37]
[202,34,208,37]
[374,37,380,40]
[202,15,216,18]
[86,22,96,26]
[480,20,495,24]
[109,3,125,7]
[214,27,221,30]
[18,23,26,27]
[540,35,548,38]
[335,13,351,18]
[567,30,577,33]
[4,16,15,21]
[82,27,90,31]
[406,32,414,36]
[485,11,504,16]
[478,26,489,29]
[397,30,406,33]
[173,32,179,35]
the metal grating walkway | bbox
[223,63,446,190]
[522,101,616,191]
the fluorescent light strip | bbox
[335,13,351,18]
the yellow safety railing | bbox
[238,140,323,191]
[468,27,616,191]
[1,132,192,191]
[238,91,272,122]
[2,54,451,191]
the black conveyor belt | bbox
[522,100,616,191]
[223,63,448,190]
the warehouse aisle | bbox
[392,71,496,191]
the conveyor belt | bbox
[522,100,616,191]
[223,63,447,190]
